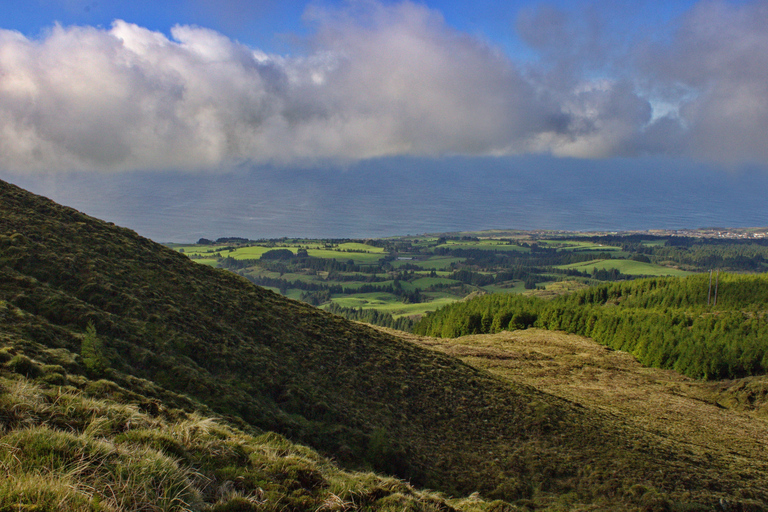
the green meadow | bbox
[432,239,530,252]
[391,256,465,269]
[328,292,458,318]
[537,240,626,253]
[558,258,693,276]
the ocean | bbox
[5,156,768,242]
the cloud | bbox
[0,1,575,172]
[296,1,565,158]
[1,0,768,172]
[639,0,768,165]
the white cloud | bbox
[0,2,568,172]
[1,0,768,172]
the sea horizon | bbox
[4,156,768,243]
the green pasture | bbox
[319,280,419,291]
[326,281,370,290]
[392,257,465,269]
[335,242,386,253]
[190,258,220,266]
[330,292,399,308]
[328,292,458,318]
[482,282,526,294]
[245,269,316,282]
[244,269,281,280]
[176,243,385,264]
[410,237,441,247]
[433,240,529,252]
[324,279,394,290]
[281,272,325,283]
[410,276,461,288]
[306,248,385,264]
[558,259,693,277]
[538,240,623,252]
[175,245,229,257]
[228,245,288,259]
[283,289,304,301]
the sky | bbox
[1,0,767,240]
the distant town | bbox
[637,227,768,239]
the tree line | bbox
[414,273,768,380]
[324,303,415,331]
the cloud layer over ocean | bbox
[1,0,767,172]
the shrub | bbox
[81,322,107,376]
[5,354,42,378]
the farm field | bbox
[326,291,458,318]
[558,258,693,276]
[537,240,623,251]
[173,229,768,329]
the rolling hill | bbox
[1,178,767,510]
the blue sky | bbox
[1,1,700,64]
[0,0,766,239]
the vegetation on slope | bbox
[414,273,768,379]
[2,179,768,510]
[0,348,504,512]
[404,328,768,508]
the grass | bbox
[537,240,623,251]
[178,243,387,265]
[173,245,230,255]
[330,292,400,308]
[306,248,385,264]
[524,280,590,298]
[408,328,768,467]
[394,327,768,510]
[335,242,386,253]
[191,258,220,266]
[410,276,460,288]
[557,258,693,276]
[0,369,508,512]
[482,282,527,294]
[391,257,465,269]
[382,296,460,317]
[329,292,460,318]
[433,240,529,252]
[226,245,286,259]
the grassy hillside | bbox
[1,178,767,510]
[0,352,501,512]
[402,328,768,506]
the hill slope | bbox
[406,328,768,462]
[1,178,767,510]
[0,358,505,512]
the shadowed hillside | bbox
[1,178,767,510]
